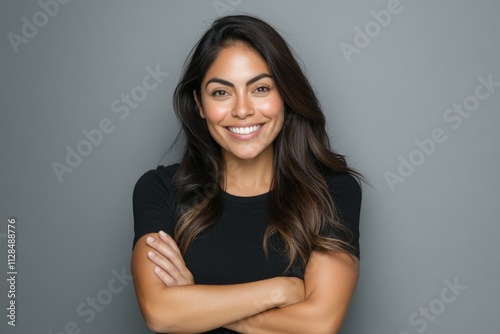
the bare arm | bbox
[131,231,305,333]
[224,250,359,334]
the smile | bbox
[227,125,263,135]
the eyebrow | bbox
[205,73,272,88]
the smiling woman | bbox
[194,45,285,173]
[131,15,363,334]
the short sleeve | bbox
[132,165,179,248]
[324,172,362,258]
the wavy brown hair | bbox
[172,15,362,270]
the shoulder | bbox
[135,164,180,189]
[323,170,362,233]
[133,164,180,202]
[132,164,180,247]
[322,170,362,257]
[323,170,362,205]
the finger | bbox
[153,232,190,274]
[148,251,183,280]
[146,235,179,262]
[146,235,194,284]
[153,266,177,286]
[148,250,193,285]
[158,230,183,257]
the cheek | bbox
[261,99,285,126]
[260,94,284,115]
[276,112,285,133]
[202,102,231,124]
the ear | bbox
[193,90,205,119]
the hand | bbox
[146,231,194,286]
[279,276,305,307]
[224,277,305,332]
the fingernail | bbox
[148,251,155,258]
[154,266,161,273]
[159,230,167,237]
[146,236,154,244]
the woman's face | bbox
[194,44,285,163]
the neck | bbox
[223,146,274,197]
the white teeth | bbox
[228,125,262,135]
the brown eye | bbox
[212,90,229,97]
[254,85,270,94]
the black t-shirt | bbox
[132,164,361,333]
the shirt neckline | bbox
[223,190,270,203]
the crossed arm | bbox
[131,230,359,334]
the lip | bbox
[225,123,264,140]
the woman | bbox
[132,15,362,334]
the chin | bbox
[229,150,262,161]
[235,153,260,161]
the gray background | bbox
[1,0,499,333]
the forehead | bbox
[203,44,271,82]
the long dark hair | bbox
[172,15,361,270]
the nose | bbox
[231,93,254,119]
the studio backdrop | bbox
[1,1,499,333]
